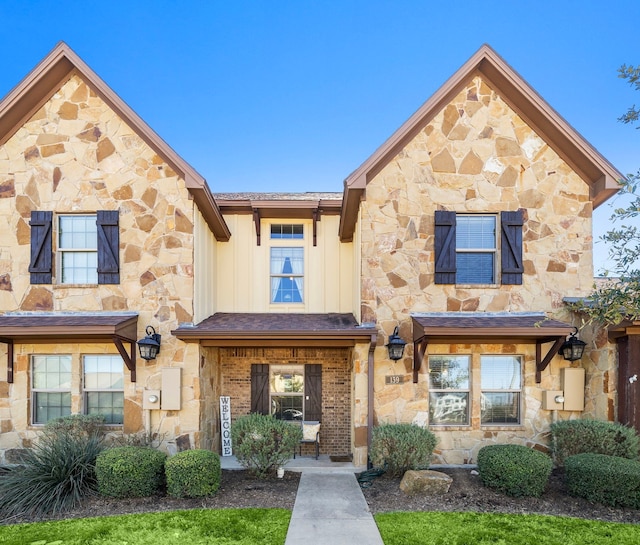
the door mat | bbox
[330,455,353,462]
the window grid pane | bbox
[86,392,124,425]
[32,355,72,390]
[270,224,304,239]
[34,392,72,424]
[59,216,97,249]
[59,215,98,284]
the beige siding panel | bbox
[194,209,217,323]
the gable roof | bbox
[0,41,231,241]
[339,44,624,242]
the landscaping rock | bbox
[399,470,453,495]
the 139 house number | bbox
[385,375,404,385]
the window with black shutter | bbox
[433,210,524,285]
[29,211,53,284]
[97,210,120,284]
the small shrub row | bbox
[231,413,302,478]
[550,419,639,465]
[96,447,221,498]
[565,453,640,508]
[369,424,437,477]
[477,444,552,497]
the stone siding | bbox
[0,74,201,456]
[360,76,612,463]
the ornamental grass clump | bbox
[550,419,639,465]
[369,423,437,477]
[565,453,640,508]
[231,413,302,478]
[477,444,552,497]
[95,446,166,498]
[165,449,221,498]
[0,414,106,517]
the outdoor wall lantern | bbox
[560,327,586,362]
[138,325,161,361]
[386,326,407,361]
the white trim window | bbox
[269,224,305,304]
[32,355,72,424]
[481,355,522,425]
[58,214,98,284]
[83,355,124,425]
[455,215,496,284]
[428,355,470,425]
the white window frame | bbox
[455,214,497,284]
[428,355,471,426]
[83,355,125,426]
[31,355,72,425]
[269,364,305,421]
[480,355,522,426]
[57,214,98,284]
[269,223,305,305]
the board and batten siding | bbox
[193,207,218,324]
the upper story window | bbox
[270,224,304,304]
[455,215,496,284]
[434,210,523,285]
[58,215,98,284]
[29,210,120,285]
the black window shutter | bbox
[97,210,120,284]
[501,210,524,285]
[434,210,456,284]
[304,364,322,422]
[29,211,53,284]
[251,364,270,414]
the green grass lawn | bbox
[375,512,640,545]
[0,508,291,545]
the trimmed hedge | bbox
[477,444,552,497]
[550,419,639,465]
[370,424,437,477]
[165,449,221,498]
[231,413,302,478]
[565,453,640,508]
[96,446,166,498]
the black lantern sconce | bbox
[560,327,586,362]
[386,326,407,361]
[138,326,161,361]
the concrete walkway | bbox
[284,471,384,545]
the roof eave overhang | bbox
[217,198,342,219]
[338,44,624,241]
[0,42,231,242]
[173,328,375,346]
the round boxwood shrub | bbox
[477,444,552,497]
[96,446,166,498]
[369,424,437,477]
[165,449,221,498]
[550,419,639,465]
[565,453,640,508]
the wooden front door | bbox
[617,335,640,434]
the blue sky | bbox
[0,1,639,273]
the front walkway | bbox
[285,471,384,545]
[220,454,367,473]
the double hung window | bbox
[58,215,98,284]
[428,356,470,425]
[32,355,72,424]
[83,355,124,425]
[455,215,496,284]
[480,356,521,425]
[270,224,304,303]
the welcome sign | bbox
[220,396,233,456]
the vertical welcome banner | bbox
[220,396,233,456]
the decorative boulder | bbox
[399,470,453,495]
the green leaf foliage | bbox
[565,453,640,508]
[0,414,106,517]
[550,419,639,465]
[369,424,437,477]
[477,444,552,497]
[165,449,221,498]
[95,446,166,498]
[231,414,302,478]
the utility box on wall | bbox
[561,367,585,411]
[161,367,181,410]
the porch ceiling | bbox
[172,312,375,347]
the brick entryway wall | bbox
[220,347,352,456]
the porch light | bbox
[560,327,586,362]
[386,327,406,361]
[138,325,161,361]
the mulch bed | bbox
[2,467,640,526]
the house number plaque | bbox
[385,375,404,385]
